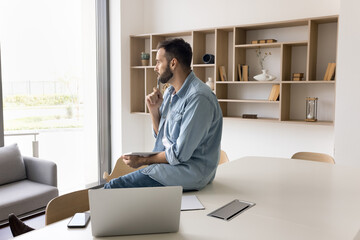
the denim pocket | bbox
[167,111,183,141]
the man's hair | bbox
[157,38,192,70]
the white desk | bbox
[15,157,360,239]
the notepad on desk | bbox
[181,195,205,211]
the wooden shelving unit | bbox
[130,16,338,124]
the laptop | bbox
[88,186,182,237]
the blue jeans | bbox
[103,169,164,189]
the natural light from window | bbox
[0,0,98,194]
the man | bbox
[8,38,223,236]
[105,38,223,191]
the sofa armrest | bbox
[23,156,57,187]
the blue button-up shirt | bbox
[141,71,223,190]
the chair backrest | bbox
[291,152,335,164]
[103,156,145,183]
[103,150,230,183]
[219,150,229,165]
[45,189,89,225]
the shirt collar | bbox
[168,71,195,99]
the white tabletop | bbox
[15,156,360,239]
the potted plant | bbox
[141,52,150,66]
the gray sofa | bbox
[0,144,59,223]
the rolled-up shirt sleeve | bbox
[165,94,214,165]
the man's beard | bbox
[158,63,173,84]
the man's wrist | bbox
[143,157,151,165]
[149,108,160,118]
[144,152,167,165]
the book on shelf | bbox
[323,62,336,81]
[252,39,277,44]
[330,63,336,80]
[242,114,258,119]
[219,66,227,81]
[273,85,280,101]
[268,85,276,101]
[242,65,249,81]
[237,64,243,81]
[327,62,336,80]
[268,84,280,101]
[323,63,331,80]
[266,39,277,43]
[292,72,304,81]
[293,73,304,78]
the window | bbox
[0,0,110,193]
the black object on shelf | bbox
[202,54,214,64]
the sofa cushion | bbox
[0,180,59,222]
[0,144,27,185]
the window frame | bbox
[96,0,111,185]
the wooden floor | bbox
[0,213,45,240]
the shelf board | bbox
[130,112,148,115]
[194,29,216,34]
[216,27,234,32]
[223,116,280,121]
[130,34,150,39]
[282,41,308,46]
[193,64,215,67]
[218,99,279,103]
[216,81,280,84]
[238,19,309,30]
[235,41,307,49]
[223,117,333,125]
[131,66,155,69]
[282,80,335,84]
[130,113,334,126]
[215,80,335,84]
[152,31,192,37]
[280,120,334,126]
[235,43,281,48]
[311,15,338,24]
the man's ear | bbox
[170,58,177,69]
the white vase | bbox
[253,69,276,81]
[206,77,214,90]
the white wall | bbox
[109,0,122,167]
[112,0,342,164]
[143,0,339,33]
[110,0,147,167]
[334,0,360,166]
